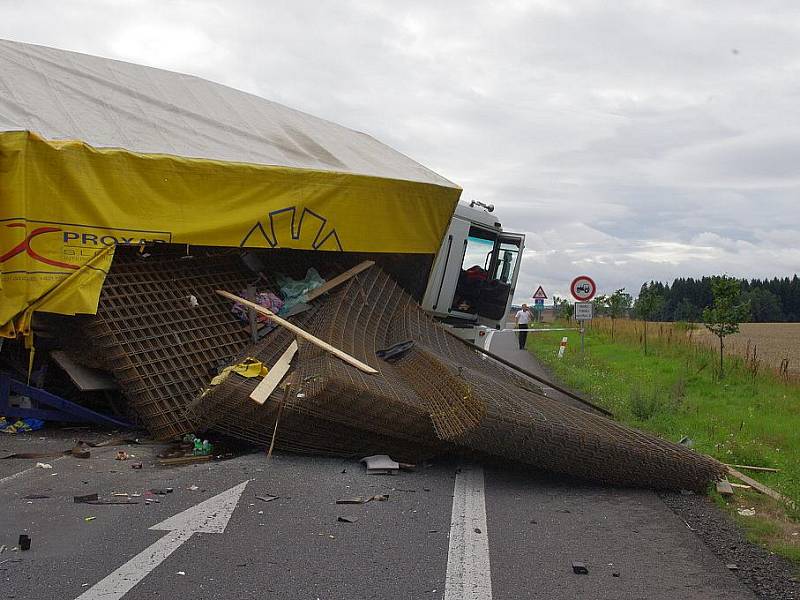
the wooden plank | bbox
[727,466,794,507]
[305,260,375,302]
[216,290,378,374]
[50,350,118,391]
[725,463,780,473]
[250,341,298,404]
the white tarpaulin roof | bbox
[0,38,456,188]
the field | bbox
[693,323,800,378]
[526,322,800,563]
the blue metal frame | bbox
[0,373,133,428]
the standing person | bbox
[515,303,532,350]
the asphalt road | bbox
[0,330,759,599]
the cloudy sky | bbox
[2,0,799,303]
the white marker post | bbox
[75,480,249,600]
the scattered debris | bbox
[727,466,794,508]
[474,528,482,534]
[17,535,30,551]
[572,561,588,574]
[23,494,49,500]
[337,516,359,523]
[716,480,734,496]
[612,571,620,578]
[256,495,278,503]
[361,455,400,475]
[678,436,694,448]
[188,485,199,491]
[726,564,739,571]
[176,571,186,576]
[729,483,751,489]
[158,454,212,466]
[35,462,52,469]
[0,545,6,554]
[737,508,756,517]
[725,463,780,473]
[149,488,174,495]
[74,493,99,503]
[115,451,129,461]
[131,462,143,469]
[84,516,96,522]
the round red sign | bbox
[570,275,596,301]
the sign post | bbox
[532,286,547,323]
[570,276,596,356]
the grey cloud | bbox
[1,0,798,305]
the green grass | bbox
[526,323,800,562]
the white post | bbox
[557,336,568,358]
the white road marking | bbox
[445,465,492,600]
[0,455,67,486]
[75,480,249,600]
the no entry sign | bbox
[570,275,596,301]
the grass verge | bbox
[526,321,800,564]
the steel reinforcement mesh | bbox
[76,250,256,439]
[195,266,725,490]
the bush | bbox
[629,385,660,420]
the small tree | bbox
[702,276,750,378]
[635,287,665,355]
[604,288,632,341]
[592,294,607,317]
[553,296,573,322]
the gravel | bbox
[660,491,799,600]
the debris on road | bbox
[17,535,30,551]
[83,516,96,522]
[361,455,400,475]
[572,561,588,574]
[115,451,129,461]
[23,494,50,500]
[35,462,52,469]
[74,493,99,504]
[337,516,359,523]
[255,494,279,503]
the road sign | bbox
[76,480,248,600]
[532,286,547,300]
[570,275,597,301]
[574,301,593,321]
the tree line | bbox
[633,275,800,323]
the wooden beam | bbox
[727,466,794,508]
[250,340,298,404]
[217,290,378,375]
[305,260,375,302]
[725,463,780,473]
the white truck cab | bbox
[421,201,525,341]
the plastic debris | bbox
[0,417,44,433]
[84,516,96,522]
[115,451,129,461]
[737,508,756,517]
[572,561,588,574]
[255,494,278,503]
[360,455,400,475]
[35,462,52,469]
[337,516,359,523]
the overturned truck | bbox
[0,39,725,491]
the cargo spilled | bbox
[0,39,726,493]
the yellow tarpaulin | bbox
[0,132,460,334]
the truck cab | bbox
[421,202,525,340]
